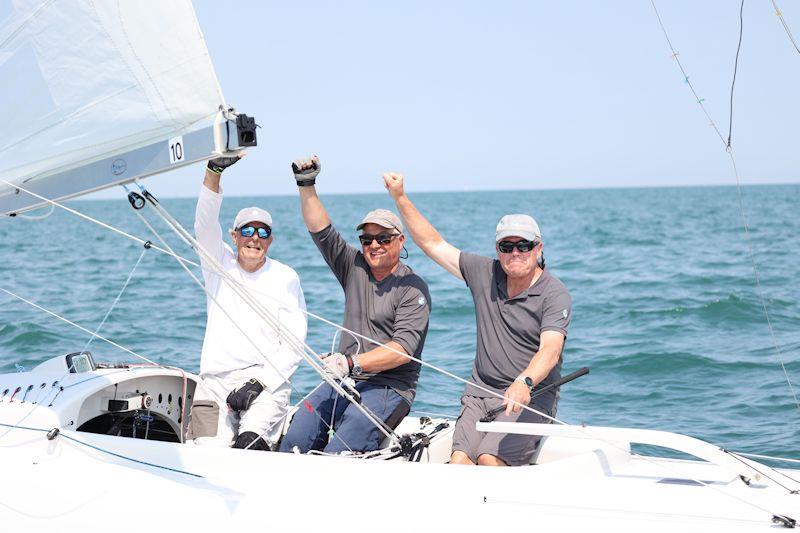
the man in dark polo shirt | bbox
[385,172,571,466]
[279,156,431,454]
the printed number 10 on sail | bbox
[169,136,185,164]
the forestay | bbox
[0,0,225,212]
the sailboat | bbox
[0,1,798,531]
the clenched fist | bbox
[292,155,321,187]
[383,172,405,200]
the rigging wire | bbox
[0,287,157,366]
[649,0,800,413]
[0,179,201,268]
[771,0,800,55]
[723,449,800,492]
[80,247,147,355]
[727,0,745,149]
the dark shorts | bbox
[451,394,555,466]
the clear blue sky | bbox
[100,1,800,198]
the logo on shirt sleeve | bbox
[562,309,568,318]
[418,296,426,306]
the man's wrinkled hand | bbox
[207,153,244,174]
[226,378,264,412]
[292,155,321,186]
[502,379,531,416]
[320,352,350,380]
[383,172,405,200]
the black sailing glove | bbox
[291,155,321,186]
[226,378,264,412]
[207,155,242,175]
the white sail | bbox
[0,0,226,209]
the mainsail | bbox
[0,0,250,214]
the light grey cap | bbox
[356,208,403,233]
[233,206,272,230]
[495,214,541,242]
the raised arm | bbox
[195,154,243,282]
[292,155,331,233]
[384,173,463,280]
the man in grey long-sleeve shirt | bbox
[279,156,431,454]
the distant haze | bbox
[88,1,800,199]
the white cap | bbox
[495,214,541,242]
[233,206,272,230]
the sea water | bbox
[1,184,798,458]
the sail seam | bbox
[0,0,57,51]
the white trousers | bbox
[187,367,290,448]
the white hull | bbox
[1,356,798,532]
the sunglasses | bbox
[238,225,272,239]
[497,240,539,253]
[358,233,398,246]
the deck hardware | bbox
[771,514,796,528]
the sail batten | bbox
[0,0,226,205]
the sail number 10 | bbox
[168,136,185,164]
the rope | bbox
[59,432,202,478]
[649,0,800,412]
[0,421,201,478]
[14,203,54,220]
[734,451,800,465]
[771,0,800,55]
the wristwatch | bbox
[351,354,363,377]
[515,375,535,395]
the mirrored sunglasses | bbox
[238,225,272,239]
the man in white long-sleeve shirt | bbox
[186,154,307,451]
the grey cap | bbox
[495,214,541,242]
[356,208,403,233]
[233,206,272,230]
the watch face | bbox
[524,377,534,388]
